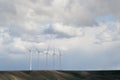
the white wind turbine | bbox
[36,49,41,70]
[58,49,62,70]
[45,46,49,70]
[45,35,52,70]
[28,49,32,71]
[52,48,56,70]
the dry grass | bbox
[0,71,120,80]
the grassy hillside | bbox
[0,71,120,80]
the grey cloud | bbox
[0,0,120,29]
[33,0,120,26]
[0,0,120,49]
[0,0,16,26]
[43,24,75,38]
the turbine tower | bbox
[36,49,41,70]
[46,46,49,70]
[52,49,56,70]
[28,49,32,71]
[58,49,62,70]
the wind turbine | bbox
[28,49,32,71]
[58,49,62,70]
[46,46,49,70]
[45,34,52,70]
[52,48,56,70]
[44,34,54,70]
[36,49,41,70]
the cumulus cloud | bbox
[1,0,120,28]
[0,0,120,40]
[95,22,120,43]
[43,23,84,38]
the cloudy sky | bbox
[0,0,120,70]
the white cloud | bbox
[47,22,120,54]
[0,27,12,45]
[96,22,120,43]
[1,21,120,55]
[52,23,84,37]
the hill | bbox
[0,71,120,80]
